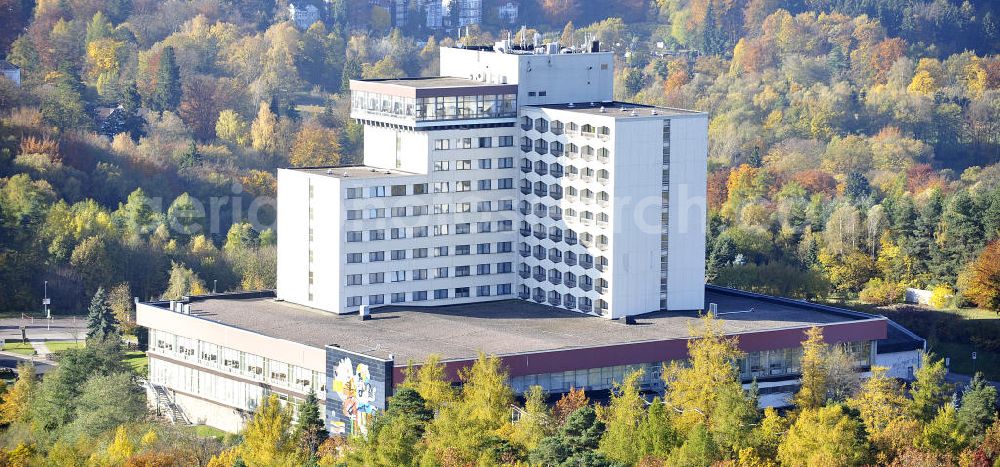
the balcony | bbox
[549,233,563,242]
[548,295,561,306]
[521,121,533,131]
[551,169,564,178]
[533,273,546,282]
[534,166,548,176]
[519,206,530,215]
[520,228,531,237]
[597,154,610,164]
[550,148,563,157]
[580,283,593,292]
[550,212,563,221]
[565,277,577,287]
[549,276,562,285]
[532,293,545,303]
[597,262,607,272]
[521,164,532,173]
[582,152,594,162]
[521,144,532,153]
[565,256,577,267]
[519,249,530,258]
[566,171,578,180]
[518,291,530,300]
[580,260,594,269]
[533,230,546,240]
[519,270,530,279]
[598,177,609,186]
[548,252,562,263]
[580,303,593,312]
[565,236,578,246]
[552,124,564,136]
[534,189,548,197]
[533,250,545,260]
[520,186,531,195]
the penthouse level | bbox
[136,286,924,435]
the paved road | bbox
[0,316,88,342]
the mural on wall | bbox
[329,356,380,435]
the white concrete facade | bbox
[277,45,708,317]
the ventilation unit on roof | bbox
[326,168,334,174]
[343,172,349,177]
[567,102,575,107]
[599,106,606,113]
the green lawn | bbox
[124,350,148,374]
[881,305,1000,380]
[45,340,84,353]
[2,340,36,356]
[187,424,228,440]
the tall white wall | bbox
[362,127,431,174]
[440,47,614,106]
[276,169,312,306]
[665,115,708,310]
[609,118,665,317]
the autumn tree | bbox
[237,393,301,466]
[910,354,951,423]
[794,326,829,410]
[289,124,341,167]
[250,102,278,154]
[961,239,1000,314]
[553,387,589,425]
[0,363,35,425]
[777,404,870,466]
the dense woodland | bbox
[1,0,1000,463]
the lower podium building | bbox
[136,286,924,435]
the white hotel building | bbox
[276,42,709,318]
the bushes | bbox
[859,278,905,306]
[929,284,955,309]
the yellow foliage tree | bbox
[400,354,455,412]
[216,109,249,146]
[250,102,278,154]
[777,404,869,466]
[106,425,135,464]
[290,124,341,167]
[793,327,828,411]
[0,363,35,425]
[662,313,745,432]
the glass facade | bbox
[351,90,517,122]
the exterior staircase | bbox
[149,382,190,425]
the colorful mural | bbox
[330,357,378,434]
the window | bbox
[528,91,536,96]
[477,285,491,297]
[455,287,470,298]
[456,245,471,255]
[347,231,362,242]
[391,270,406,282]
[347,253,362,263]
[391,185,406,196]
[369,272,384,284]
[456,160,472,170]
[346,274,362,286]
[478,222,492,233]
[347,296,362,307]
[347,210,362,220]
[498,220,513,231]
[413,226,428,237]
[456,265,470,276]
[478,137,493,148]
[478,158,492,169]
[369,208,385,219]
[497,242,512,253]
[413,269,428,280]
[478,179,492,190]
[498,178,513,189]
[413,291,427,301]
[391,292,406,303]
[391,249,406,260]
[456,181,471,192]
[434,225,449,236]
[499,200,513,211]
[369,294,384,305]
[369,186,386,197]
[433,161,450,171]
[459,138,473,149]
[434,139,450,150]
[369,229,385,241]
[455,223,471,234]
[457,202,471,213]
[346,188,363,199]
[413,183,428,195]
[391,207,407,217]
[391,228,406,239]
[477,201,492,212]
[497,284,512,295]
[412,205,429,216]
[477,264,491,275]
[477,243,491,254]
[434,246,449,256]
[434,204,450,214]
[497,262,512,273]
[433,182,449,193]
[498,136,514,147]
[413,248,428,258]
[435,267,449,278]
[369,251,384,262]
[434,289,448,299]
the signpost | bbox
[43,281,51,330]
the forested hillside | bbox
[0,0,999,315]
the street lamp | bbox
[43,281,50,319]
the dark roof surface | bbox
[147,287,884,362]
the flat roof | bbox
[350,77,517,98]
[147,287,889,363]
[284,165,419,180]
[533,101,704,119]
